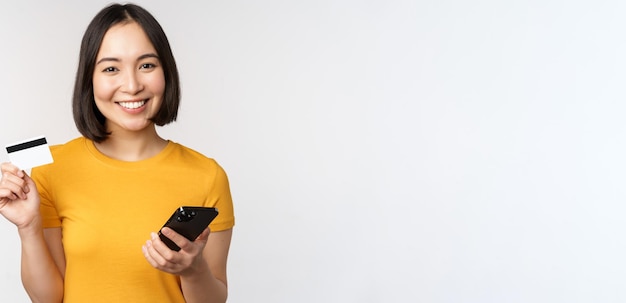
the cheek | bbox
[92,76,116,101]
[150,74,166,96]
[148,74,166,109]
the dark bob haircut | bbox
[73,3,180,142]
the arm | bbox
[143,227,232,303]
[0,163,64,302]
[20,225,65,303]
[180,229,232,303]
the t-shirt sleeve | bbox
[205,161,235,231]
[31,165,62,228]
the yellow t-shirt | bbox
[31,137,235,303]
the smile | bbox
[117,100,147,109]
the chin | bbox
[114,121,154,132]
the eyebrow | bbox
[95,53,160,65]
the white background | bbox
[1,1,625,302]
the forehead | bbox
[97,21,156,58]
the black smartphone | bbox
[158,206,219,251]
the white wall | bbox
[1,0,625,302]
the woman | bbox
[0,3,234,303]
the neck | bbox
[94,126,168,161]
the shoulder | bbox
[168,142,220,168]
[32,137,87,181]
[39,137,93,173]
[49,137,88,156]
[165,142,229,183]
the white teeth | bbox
[118,100,146,109]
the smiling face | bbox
[92,21,165,135]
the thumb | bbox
[195,227,211,242]
[22,173,35,193]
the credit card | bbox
[5,136,54,170]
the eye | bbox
[102,66,118,73]
[140,63,156,69]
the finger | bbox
[150,232,179,264]
[0,174,27,200]
[22,173,36,194]
[0,170,25,186]
[0,163,22,177]
[160,227,194,252]
[142,242,157,267]
[143,239,170,268]
[195,226,211,242]
[0,188,18,201]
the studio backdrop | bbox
[1,1,625,302]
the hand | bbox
[142,226,211,276]
[0,163,41,229]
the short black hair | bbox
[73,3,180,142]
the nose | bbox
[121,70,144,94]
